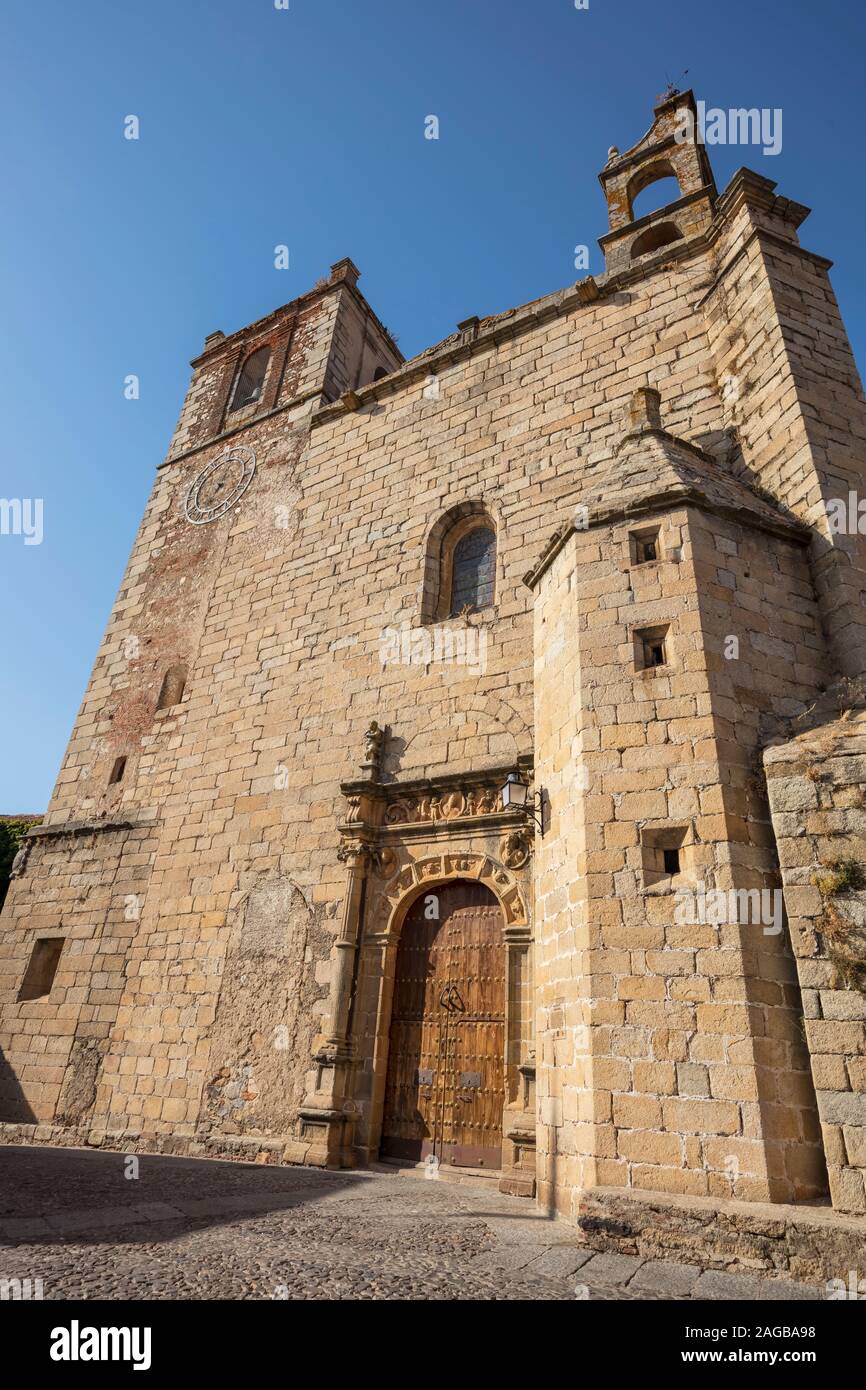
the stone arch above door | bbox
[368,848,530,945]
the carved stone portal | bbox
[287,759,536,1193]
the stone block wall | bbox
[3,240,729,1142]
[764,710,866,1213]
[702,173,866,678]
[0,819,160,1124]
[531,498,829,1221]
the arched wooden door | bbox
[380,880,505,1168]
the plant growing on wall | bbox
[813,857,866,993]
[0,818,40,909]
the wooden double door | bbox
[380,881,505,1169]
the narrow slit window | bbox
[641,826,689,889]
[109,756,127,785]
[17,938,65,1002]
[663,847,680,875]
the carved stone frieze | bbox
[339,759,533,851]
[384,784,501,826]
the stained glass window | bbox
[449,526,496,616]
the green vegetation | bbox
[0,819,40,908]
[812,857,866,898]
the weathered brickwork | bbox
[1,92,864,1235]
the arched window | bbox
[373,366,388,381]
[448,525,496,616]
[420,501,498,624]
[229,347,270,413]
[156,664,187,711]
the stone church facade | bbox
[3,92,866,1241]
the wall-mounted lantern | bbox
[500,771,545,836]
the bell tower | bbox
[598,89,717,274]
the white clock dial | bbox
[184,445,256,524]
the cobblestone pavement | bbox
[0,1146,823,1301]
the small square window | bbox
[17,938,65,1002]
[633,624,671,673]
[630,528,661,565]
[641,827,689,890]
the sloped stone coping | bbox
[577,1185,866,1287]
[0,1122,287,1167]
[25,811,159,841]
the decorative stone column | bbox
[500,920,537,1197]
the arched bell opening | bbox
[631,221,684,261]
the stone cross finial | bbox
[627,386,662,433]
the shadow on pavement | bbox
[0,1144,378,1248]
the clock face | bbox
[184,445,257,524]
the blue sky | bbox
[2,0,864,811]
